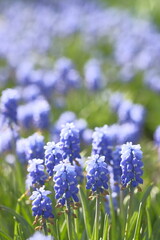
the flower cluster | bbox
[16,133,44,163]
[30,186,54,219]
[60,122,81,164]
[120,142,143,188]
[17,98,50,130]
[27,159,47,188]
[53,161,79,205]
[86,155,109,193]
[44,141,63,177]
[0,88,18,124]
[92,125,113,164]
[111,146,122,183]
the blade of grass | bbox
[133,202,143,240]
[79,187,92,239]
[0,205,33,239]
[0,230,13,240]
[102,214,109,240]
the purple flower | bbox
[30,186,54,219]
[27,159,47,187]
[86,155,109,193]
[120,142,143,188]
[92,125,113,164]
[60,122,81,164]
[1,88,19,124]
[53,161,79,205]
[44,141,63,177]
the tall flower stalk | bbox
[120,142,143,240]
[86,155,109,240]
[53,161,79,240]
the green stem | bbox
[94,194,100,240]
[43,219,48,236]
[124,189,133,240]
[66,200,72,240]
[120,190,125,237]
[74,209,78,235]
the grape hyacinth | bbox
[0,88,19,124]
[111,146,122,183]
[30,186,54,219]
[120,142,143,188]
[86,155,109,193]
[60,122,81,164]
[53,161,79,206]
[27,159,47,188]
[44,141,63,177]
[26,133,45,160]
[33,98,50,130]
[92,125,113,164]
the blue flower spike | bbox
[30,186,54,233]
[53,160,79,207]
[86,154,109,198]
[60,122,81,164]
[44,141,63,177]
[1,88,19,124]
[27,158,47,188]
[120,142,144,190]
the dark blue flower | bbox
[60,122,81,164]
[111,146,122,183]
[86,155,109,193]
[27,159,47,187]
[26,133,45,160]
[1,88,18,124]
[53,161,79,205]
[30,186,54,219]
[92,125,113,164]
[44,141,63,177]
[120,142,143,188]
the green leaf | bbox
[109,190,116,240]
[79,187,92,239]
[102,214,109,240]
[146,207,152,239]
[127,212,138,240]
[133,202,143,240]
[141,184,153,206]
[0,230,13,240]
[0,205,33,239]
